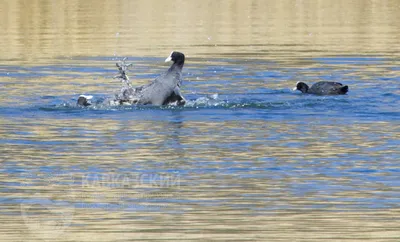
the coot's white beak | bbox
[79,95,93,100]
[293,81,300,91]
[165,51,173,62]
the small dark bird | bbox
[293,81,348,95]
[77,95,93,106]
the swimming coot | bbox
[293,81,348,95]
[77,95,93,106]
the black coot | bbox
[293,81,348,95]
[124,51,186,106]
[76,52,186,107]
[134,51,185,105]
[77,95,92,106]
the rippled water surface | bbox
[1,0,400,241]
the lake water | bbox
[0,0,399,241]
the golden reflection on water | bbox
[1,115,400,240]
[1,0,400,62]
[2,117,398,162]
[1,0,400,241]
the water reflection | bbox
[1,0,400,62]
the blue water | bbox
[0,55,399,239]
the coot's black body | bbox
[119,51,186,106]
[293,81,348,95]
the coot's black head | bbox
[165,51,185,67]
[77,95,92,106]
[293,82,309,93]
